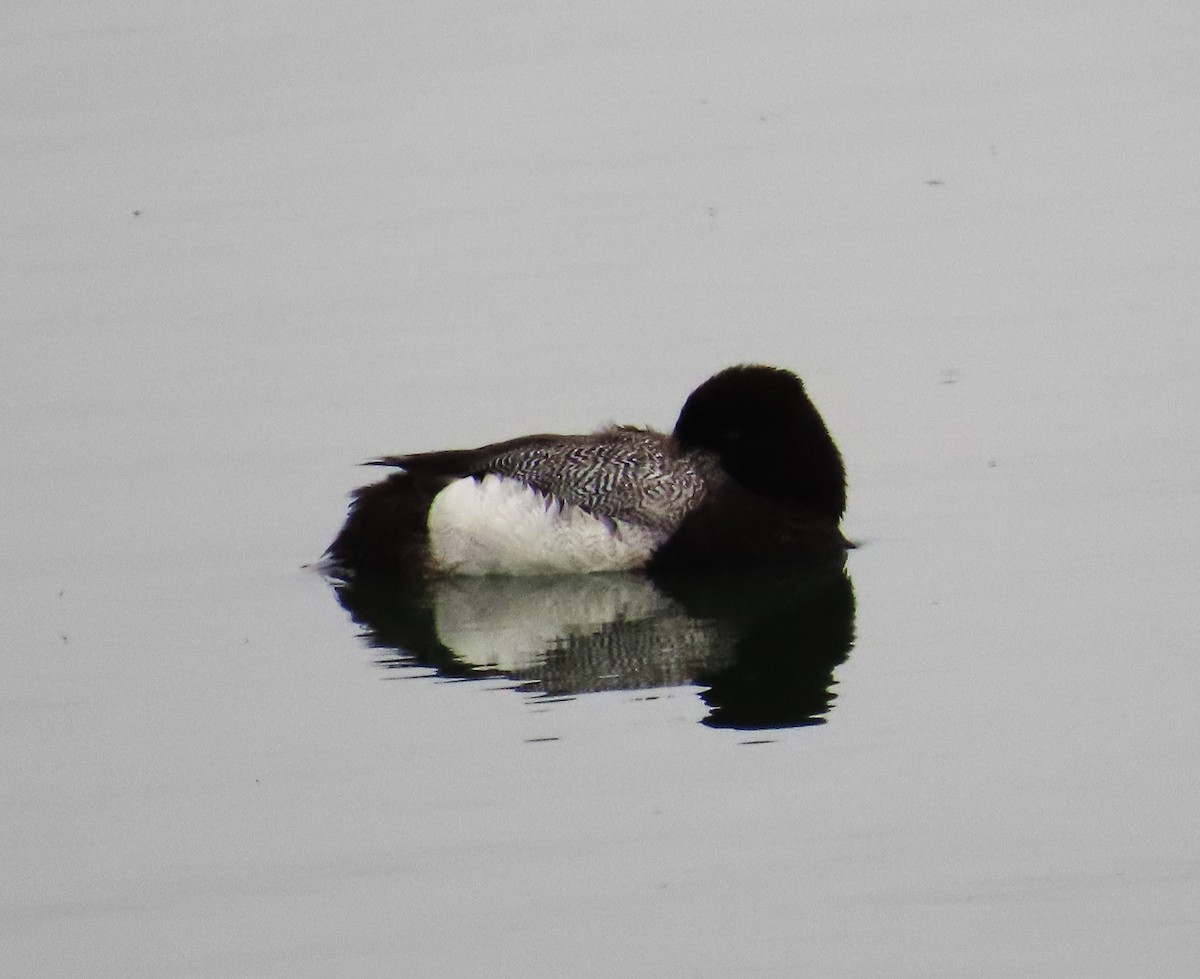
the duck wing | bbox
[370,428,712,531]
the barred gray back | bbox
[479,429,712,532]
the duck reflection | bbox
[329,562,855,730]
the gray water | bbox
[5,3,1199,976]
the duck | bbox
[324,364,850,577]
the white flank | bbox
[427,474,664,575]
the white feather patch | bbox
[427,474,664,575]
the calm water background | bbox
[5,2,1199,976]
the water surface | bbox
[5,2,1199,976]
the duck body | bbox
[325,365,850,577]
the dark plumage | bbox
[325,365,849,577]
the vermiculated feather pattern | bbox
[476,428,714,532]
